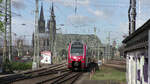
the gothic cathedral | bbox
[32,3,56,52]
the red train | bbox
[68,41,89,71]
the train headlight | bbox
[73,56,77,59]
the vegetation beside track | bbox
[92,65,126,83]
[11,62,32,70]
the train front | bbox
[68,41,87,71]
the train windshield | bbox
[71,47,83,56]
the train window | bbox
[71,47,83,55]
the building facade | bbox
[123,19,149,84]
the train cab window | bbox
[71,47,83,54]
[71,41,84,56]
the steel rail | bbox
[36,71,72,84]
[0,63,66,84]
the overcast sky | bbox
[11,0,150,46]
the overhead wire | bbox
[54,3,78,28]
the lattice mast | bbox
[2,0,12,72]
[128,0,136,35]
[3,0,12,62]
[32,0,40,70]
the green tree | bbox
[0,0,4,32]
[0,21,3,32]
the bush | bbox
[11,62,32,70]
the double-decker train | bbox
[68,41,89,71]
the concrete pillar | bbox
[133,56,137,84]
[136,51,141,84]
[137,57,140,84]
[126,54,130,84]
[131,55,135,84]
[129,54,132,84]
[129,52,136,84]
[140,56,144,84]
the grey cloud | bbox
[67,15,96,26]
[44,0,90,7]
[12,0,26,9]
[141,0,150,5]
[87,8,114,19]
[12,12,22,17]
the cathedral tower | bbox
[48,3,56,51]
[38,3,45,33]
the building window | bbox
[47,39,49,46]
[43,40,45,46]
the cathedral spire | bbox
[48,2,56,51]
[40,2,44,20]
[51,2,55,18]
[38,2,45,33]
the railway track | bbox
[37,71,83,84]
[12,69,82,84]
[0,63,68,84]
